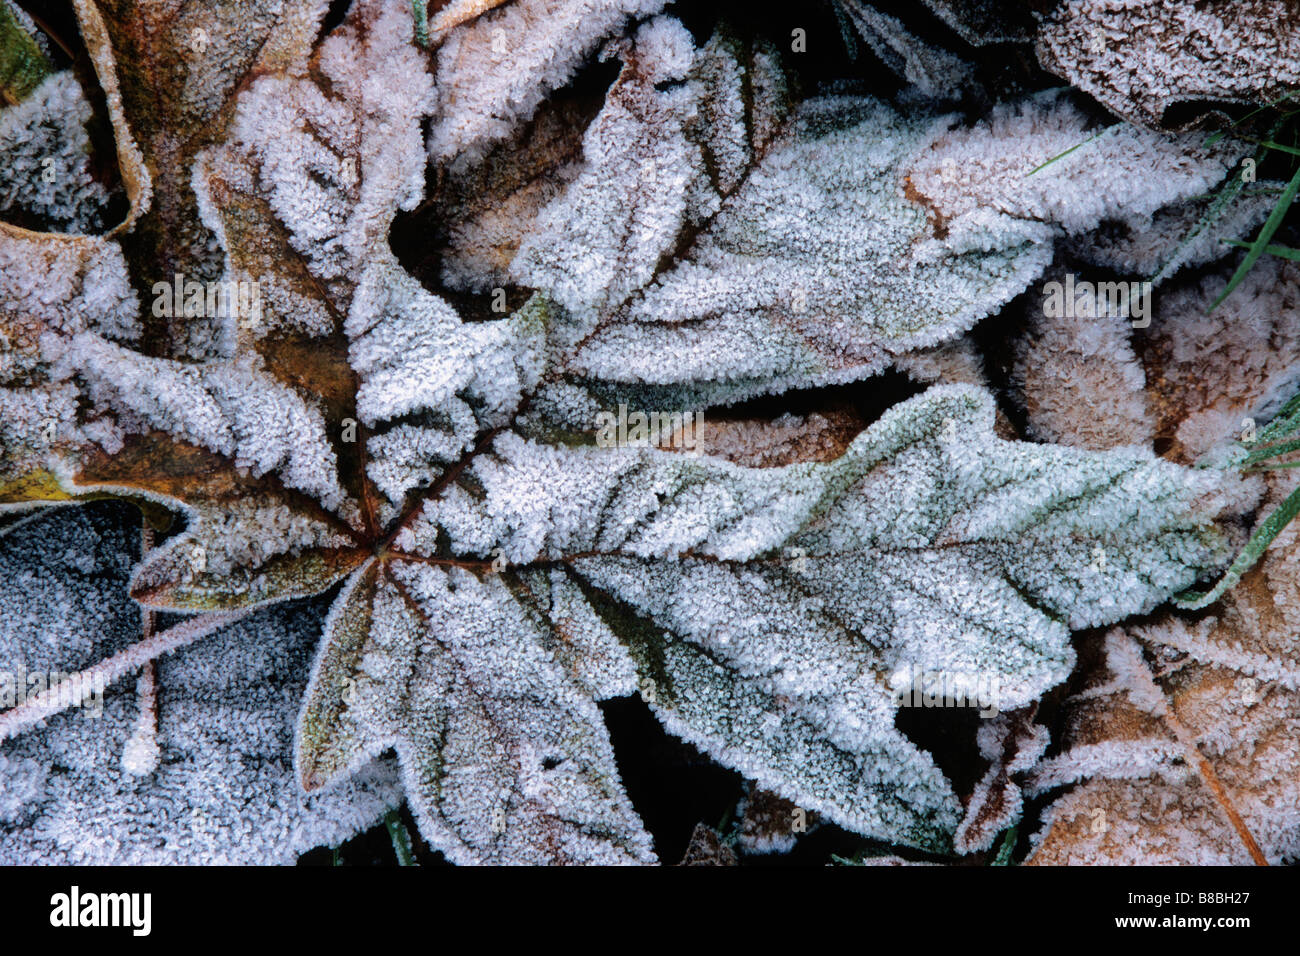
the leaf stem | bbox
[0,609,251,742]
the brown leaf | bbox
[72,0,332,354]
[1140,259,1300,465]
[678,822,738,866]
[954,708,1046,854]
[1036,0,1300,129]
[735,784,811,855]
[1026,615,1298,864]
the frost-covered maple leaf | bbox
[451,29,1241,411]
[0,0,1266,865]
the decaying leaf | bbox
[427,0,668,163]
[678,822,737,865]
[1013,284,1155,453]
[1036,0,1300,129]
[1141,258,1300,466]
[1026,614,1300,865]
[0,225,137,511]
[954,708,1046,854]
[736,784,811,855]
[835,1,979,101]
[904,91,1242,251]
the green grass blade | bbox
[1224,238,1300,261]
[1175,480,1300,609]
[1211,163,1300,310]
[384,808,417,866]
[1150,168,1251,285]
[1252,391,1300,445]
[1260,139,1300,157]
[1241,436,1300,467]
[1206,89,1300,146]
[991,826,1018,866]
[1026,127,1112,177]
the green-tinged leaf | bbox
[3,3,1272,867]
[500,40,1236,408]
[295,560,656,865]
[327,384,1243,852]
[0,1,52,105]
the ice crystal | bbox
[0,72,111,232]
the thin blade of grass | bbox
[1175,481,1300,609]
[1026,127,1112,177]
[1225,237,1300,261]
[1252,390,1300,445]
[1206,90,1300,146]
[1211,163,1300,310]
[1241,435,1300,467]
[1150,168,1250,284]
[385,808,417,866]
[991,826,1018,866]
[1260,139,1300,157]
[412,0,428,47]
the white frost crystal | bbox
[0,72,112,233]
